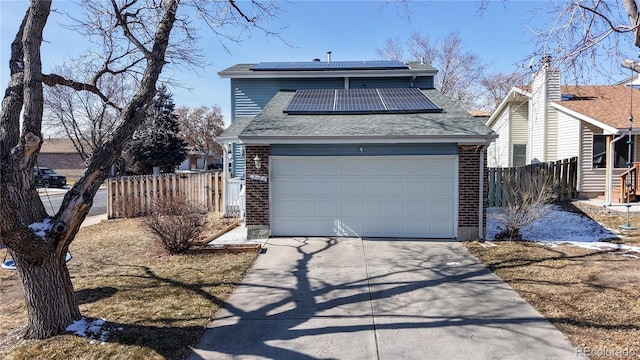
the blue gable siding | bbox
[230,76,435,120]
[270,144,458,156]
[348,76,434,90]
[231,78,344,120]
[231,143,246,178]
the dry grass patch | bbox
[466,241,640,359]
[568,201,640,246]
[0,217,257,360]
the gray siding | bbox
[270,143,458,156]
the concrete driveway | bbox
[188,238,583,360]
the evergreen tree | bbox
[128,85,187,174]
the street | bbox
[40,188,107,217]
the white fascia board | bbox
[217,136,243,144]
[239,135,493,145]
[218,69,437,79]
[486,87,531,127]
[551,103,619,135]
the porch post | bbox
[221,143,229,216]
[605,135,611,203]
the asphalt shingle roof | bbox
[219,117,254,140]
[556,85,640,129]
[218,62,438,76]
[238,89,492,140]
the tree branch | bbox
[42,74,122,111]
[576,2,637,34]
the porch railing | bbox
[618,162,640,203]
[225,178,245,219]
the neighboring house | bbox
[38,138,86,177]
[178,150,221,171]
[487,58,640,203]
[218,59,494,240]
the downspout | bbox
[606,133,625,205]
[479,134,496,240]
[542,74,548,162]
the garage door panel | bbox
[320,181,339,195]
[340,200,361,215]
[429,180,453,195]
[298,181,318,194]
[298,200,317,215]
[341,181,361,195]
[362,180,383,195]
[271,156,457,238]
[362,200,383,216]
[361,161,384,175]
[338,161,360,175]
[406,200,428,217]
[319,200,339,215]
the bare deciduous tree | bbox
[481,71,530,113]
[525,0,640,84]
[376,31,489,110]
[44,65,133,160]
[0,0,279,339]
[176,105,225,169]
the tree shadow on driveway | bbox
[187,237,583,360]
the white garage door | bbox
[270,156,457,238]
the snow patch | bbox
[28,218,52,238]
[487,206,617,242]
[446,262,461,266]
[487,205,640,255]
[66,317,110,343]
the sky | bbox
[1,0,639,129]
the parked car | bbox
[34,166,67,188]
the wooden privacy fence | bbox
[107,172,223,218]
[488,157,578,207]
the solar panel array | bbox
[284,88,442,114]
[252,60,408,71]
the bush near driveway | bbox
[466,241,640,360]
[0,218,257,359]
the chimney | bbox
[327,51,332,63]
[541,55,552,70]
[530,55,560,163]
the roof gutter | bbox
[239,135,494,145]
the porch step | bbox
[612,186,637,203]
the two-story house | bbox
[218,59,494,240]
[487,57,640,204]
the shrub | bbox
[146,196,208,254]
[493,168,558,240]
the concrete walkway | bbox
[188,238,584,360]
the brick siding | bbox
[458,145,488,227]
[244,145,270,226]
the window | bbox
[593,135,634,169]
[512,144,526,167]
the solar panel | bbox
[284,88,443,114]
[252,60,408,71]
[283,89,334,113]
[378,88,442,112]
[335,89,385,112]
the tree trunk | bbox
[0,0,178,340]
[12,248,80,339]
